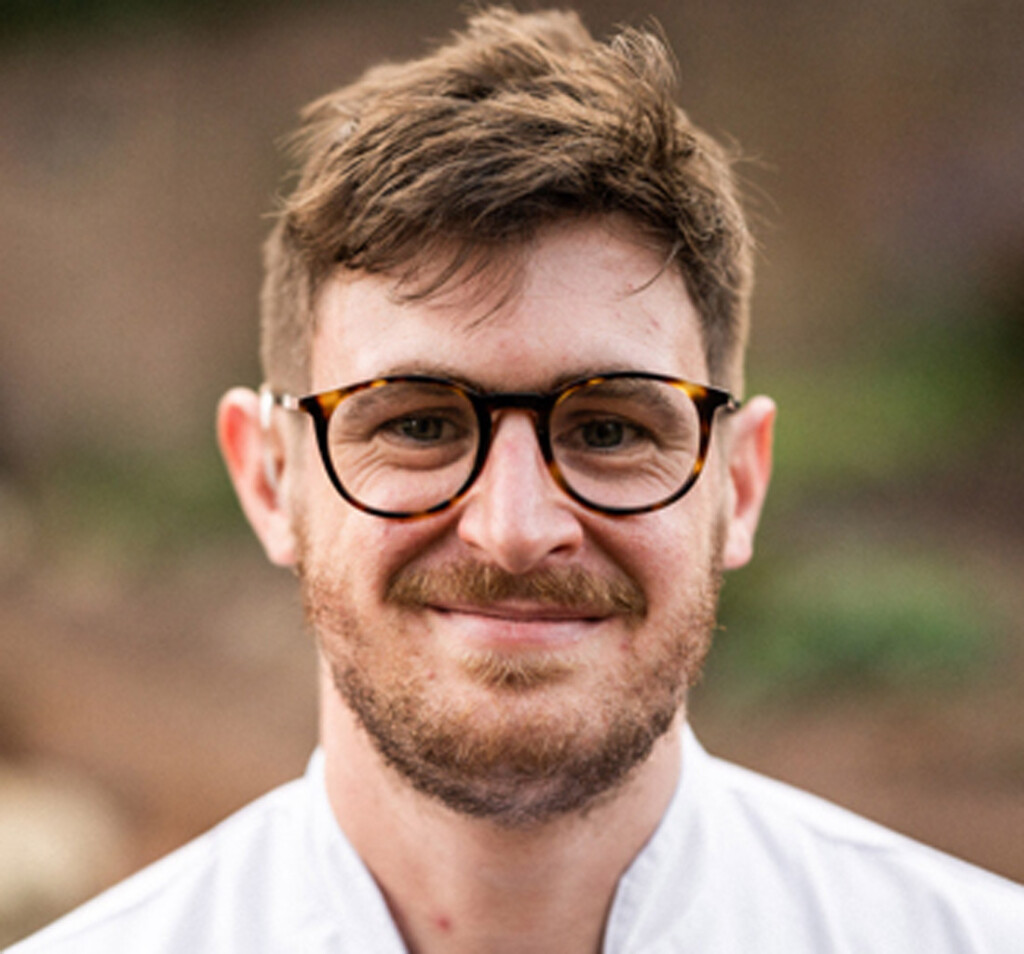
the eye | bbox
[382,414,460,444]
[579,418,629,449]
[563,415,651,452]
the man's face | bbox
[294,218,731,825]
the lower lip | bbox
[428,608,606,650]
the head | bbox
[220,7,774,828]
[260,6,754,396]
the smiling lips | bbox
[385,560,646,651]
[434,600,607,621]
[426,601,615,651]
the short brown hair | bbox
[261,6,753,392]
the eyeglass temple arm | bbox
[258,384,301,429]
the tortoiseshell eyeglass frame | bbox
[261,371,740,521]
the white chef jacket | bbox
[9,728,1023,952]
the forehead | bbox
[310,218,708,391]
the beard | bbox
[301,546,721,828]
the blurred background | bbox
[1,0,1022,943]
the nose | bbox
[456,412,584,574]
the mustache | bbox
[385,562,647,618]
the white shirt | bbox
[9,729,1023,953]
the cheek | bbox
[601,506,720,609]
[299,500,455,601]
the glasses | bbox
[263,372,739,520]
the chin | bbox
[327,622,699,826]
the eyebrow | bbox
[373,360,653,393]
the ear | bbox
[720,395,776,570]
[217,387,298,567]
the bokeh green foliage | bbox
[768,305,1020,508]
[711,545,1002,704]
[30,443,241,572]
[710,299,1020,703]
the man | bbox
[11,7,1022,953]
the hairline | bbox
[288,222,740,400]
[295,213,732,396]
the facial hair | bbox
[301,550,721,828]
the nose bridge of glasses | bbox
[475,390,553,447]
[480,390,551,415]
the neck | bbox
[319,669,684,954]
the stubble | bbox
[302,553,720,827]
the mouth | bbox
[433,599,607,620]
[385,561,645,652]
[426,602,612,650]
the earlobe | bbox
[721,396,776,570]
[217,387,298,567]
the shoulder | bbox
[7,774,313,954]
[704,748,1024,949]
[611,731,1023,953]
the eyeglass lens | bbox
[323,377,703,514]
